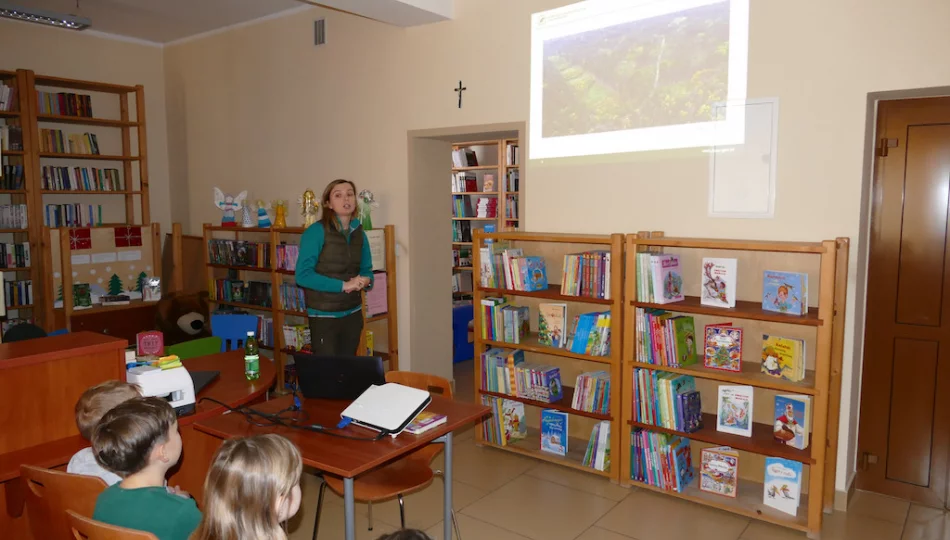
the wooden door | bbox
[857,97,950,507]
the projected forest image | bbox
[541,1,730,138]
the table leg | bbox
[444,432,454,540]
[344,477,355,540]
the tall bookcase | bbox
[620,233,849,537]
[471,230,623,480]
[0,69,151,330]
[451,138,520,302]
[203,223,400,391]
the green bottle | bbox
[244,330,260,381]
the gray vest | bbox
[304,223,364,312]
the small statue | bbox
[255,200,272,228]
[241,205,254,228]
[299,189,320,228]
[273,200,288,229]
[213,187,247,228]
[357,189,379,230]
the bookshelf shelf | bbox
[38,152,139,161]
[628,360,817,396]
[41,190,140,195]
[473,230,622,481]
[479,285,614,305]
[628,413,815,464]
[483,333,613,364]
[0,190,26,195]
[0,110,20,118]
[0,228,28,234]
[203,223,401,392]
[3,150,24,156]
[621,233,850,537]
[452,165,497,171]
[452,217,495,221]
[632,296,823,326]
[452,191,497,195]
[36,114,138,127]
[479,387,612,421]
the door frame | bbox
[853,90,950,508]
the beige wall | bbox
[0,19,173,233]
[162,0,950,493]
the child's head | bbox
[192,434,303,540]
[375,530,434,540]
[321,179,357,228]
[75,380,142,440]
[91,396,181,478]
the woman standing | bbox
[295,179,373,356]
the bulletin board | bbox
[50,225,158,307]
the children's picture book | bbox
[701,258,737,308]
[73,282,92,309]
[538,303,567,348]
[761,334,806,382]
[764,457,803,516]
[773,394,812,450]
[704,325,743,372]
[501,400,527,445]
[672,316,698,366]
[679,390,703,433]
[762,270,808,315]
[650,254,684,304]
[521,256,549,292]
[717,385,753,437]
[405,411,447,435]
[540,409,568,456]
[699,446,739,498]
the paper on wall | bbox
[118,250,142,261]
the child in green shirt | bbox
[91,397,202,540]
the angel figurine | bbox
[299,189,320,228]
[241,205,254,228]
[255,200,272,228]
[213,187,247,228]
[273,200,288,229]
[357,189,379,230]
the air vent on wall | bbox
[314,18,326,46]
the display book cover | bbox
[650,254,684,304]
[540,409,568,456]
[762,270,808,315]
[340,383,433,438]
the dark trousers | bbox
[308,310,364,356]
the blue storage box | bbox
[452,303,474,363]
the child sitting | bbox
[68,380,141,485]
[91,396,202,540]
[376,530,434,540]
[191,433,303,540]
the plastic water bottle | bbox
[244,330,260,381]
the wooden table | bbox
[0,349,276,539]
[195,394,489,540]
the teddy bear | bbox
[155,291,212,345]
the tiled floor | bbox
[286,360,950,540]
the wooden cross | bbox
[454,80,466,108]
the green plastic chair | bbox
[165,336,222,360]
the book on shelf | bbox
[762,270,808,315]
[479,297,528,343]
[0,241,30,269]
[506,143,519,166]
[538,302,567,347]
[1,162,24,189]
[701,257,738,308]
[405,411,447,435]
[5,279,32,307]
[562,250,611,299]
[41,166,123,191]
[0,204,28,229]
[716,385,753,437]
[540,409,568,456]
[364,329,373,356]
[481,347,564,403]
[279,283,306,312]
[650,254,684,304]
[773,394,811,450]
[36,90,93,117]
[704,324,742,372]
[566,310,611,356]
[276,244,299,271]
[629,428,694,491]
[699,446,739,498]
[505,194,518,219]
[480,396,526,446]
[0,125,23,150]
[635,308,698,367]
[763,457,803,516]
[761,334,806,382]
[208,239,271,268]
[572,371,610,414]
[479,247,551,293]
[583,421,611,471]
[632,368,702,433]
[39,129,100,155]
[451,172,478,193]
[451,148,478,168]
[0,83,18,112]
[44,203,102,227]
[282,323,310,351]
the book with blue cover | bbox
[762,270,808,315]
[764,457,803,516]
[521,256,548,292]
[540,409,568,456]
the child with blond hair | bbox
[68,380,141,485]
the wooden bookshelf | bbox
[620,232,849,538]
[472,230,622,481]
[202,223,400,392]
[450,138,520,303]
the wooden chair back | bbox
[385,371,454,399]
[67,510,159,540]
[21,464,108,540]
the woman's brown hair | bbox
[191,434,303,540]
[319,179,357,231]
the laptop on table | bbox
[292,353,386,400]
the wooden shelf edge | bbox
[478,438,612,478]
[479,285,614,305]
[628,361,817,396]
[628,236,828,254]
[482,334,614,364]
[632,296,822,327]
[479,388,611,421]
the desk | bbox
[195,394,489,540]
[0,349,275,539]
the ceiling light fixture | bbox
[0,2,91,30]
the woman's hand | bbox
[343,277,363,293]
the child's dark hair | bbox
[91,396,177,477]
[375,530,433,540]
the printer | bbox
[127,365,197,416]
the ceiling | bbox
[9,0,453,44]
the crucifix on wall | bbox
[454,80,466,108]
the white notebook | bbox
[341,383,433,437]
